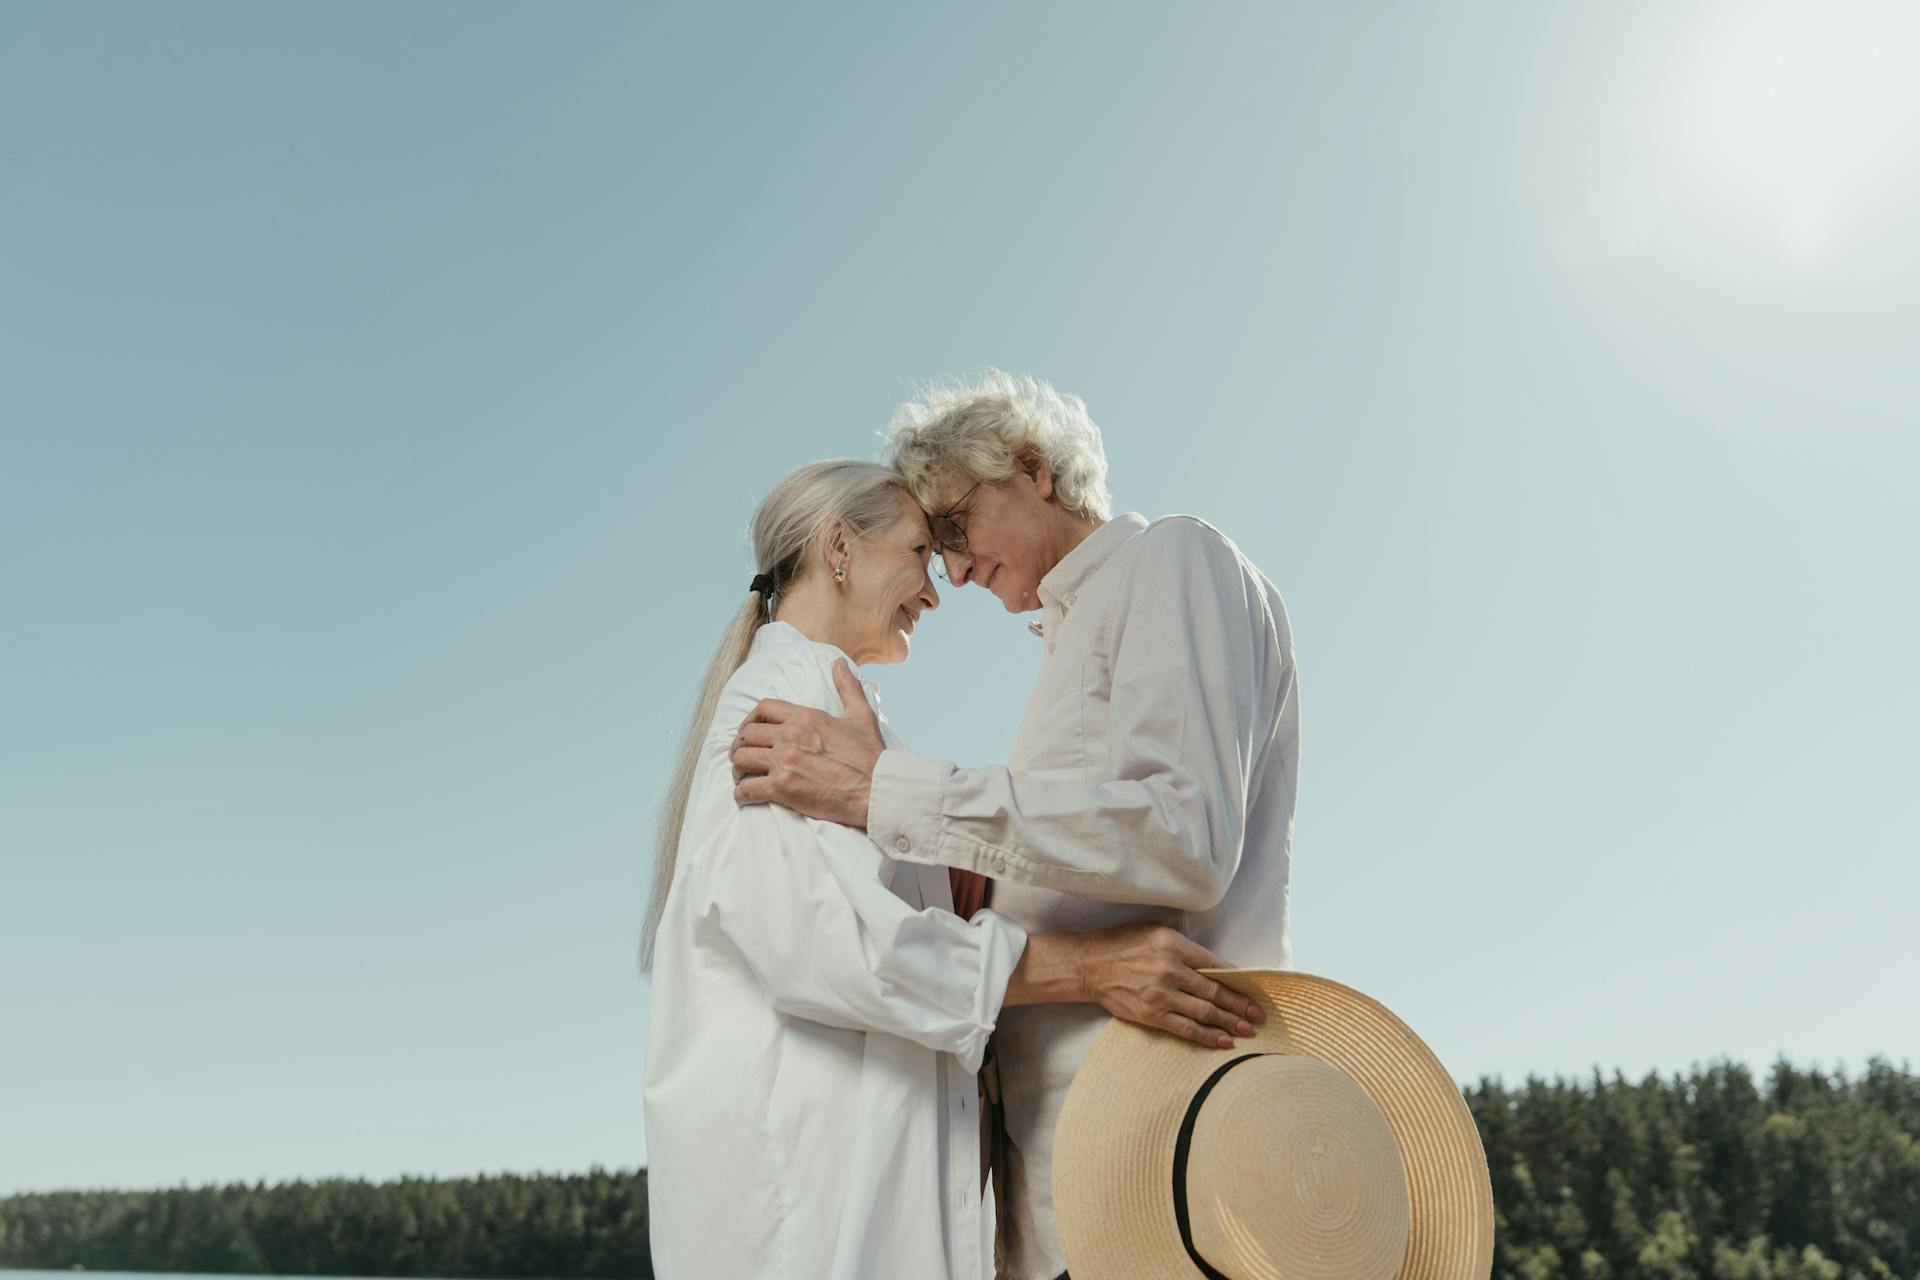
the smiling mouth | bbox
[984,565,999,591]
[897,606,918,633]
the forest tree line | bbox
[1,1057,1914,1279]
[0,1169,649,1280]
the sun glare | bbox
[1673,2,1920,260]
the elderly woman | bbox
[641,459,1262,1280]
[730,374,1300,1280]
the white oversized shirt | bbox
[867,513,1299,1280]
[644,621,1028,1280]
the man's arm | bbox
[870,521,1286,909]
[710,638,1266,1054]
[734,520,1289,910]
[702,752,1259,1060]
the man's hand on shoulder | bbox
[730,658,883,828]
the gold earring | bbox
[833,562,847,582]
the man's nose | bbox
[940,548,974,586]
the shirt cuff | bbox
[953,909,1027,1075]
[868,748,958,866]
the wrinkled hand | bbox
[1080,923,1263,1049]
[730,658,884,828]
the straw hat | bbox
[1051,969,1494,1280]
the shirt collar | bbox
[748,618,812,658]
[1033,513,1149,642]
[747,619,881,698]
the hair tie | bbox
[749,571,776,595]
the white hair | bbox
[640,459,907,971]
[883,369,1113,520]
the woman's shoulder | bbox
[703,630,856,744]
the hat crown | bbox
[1186,1057,1410,1280]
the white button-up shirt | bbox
[867,513,1299,1280]
[645,621,1028,1280]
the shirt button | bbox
[894,836,911,853]
[991,851,1008,874]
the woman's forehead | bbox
[886,486,933,528]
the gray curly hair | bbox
[883,369,1113,521]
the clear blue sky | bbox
[3,1,1915,1195]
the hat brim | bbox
[1052,969,1494,1280]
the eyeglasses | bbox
[927,481,979,584]
[929,481,980,555]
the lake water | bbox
[5,1273,428,1280]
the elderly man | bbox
[731,370,1298,1280]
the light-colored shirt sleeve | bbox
[685,660,1028,1076]
[868,519,1287,912]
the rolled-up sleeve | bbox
[688,746,1026,1074]
[868,519,1287,912]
